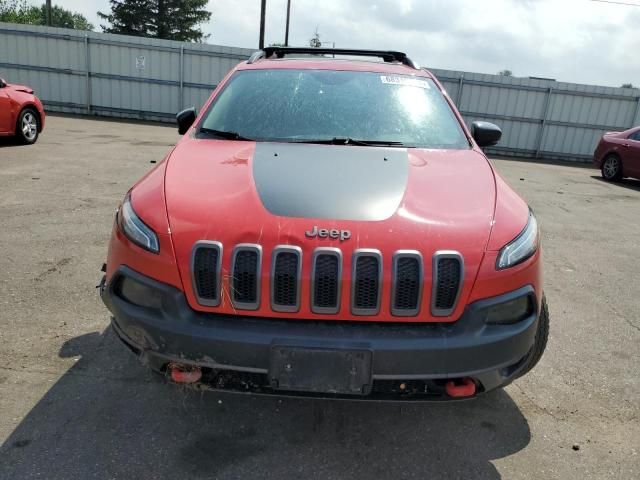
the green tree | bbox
[98,0,151,37]
[498,69,513,76]
[99,0,211,42]
[152,0,211,42]
[40,5,93,29]
[0,0,38,23]
[0,0,92,29]
[621,83,634,89]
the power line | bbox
[589,0,640,6]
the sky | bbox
[29,0,640,87]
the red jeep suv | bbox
[101,48,548,400]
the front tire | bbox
[601,154,623,181]
[518,295,550,377]
[16,108,39,145]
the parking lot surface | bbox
[0,115,638,479]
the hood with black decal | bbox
[165,137,497,249]
[164,138,498,319]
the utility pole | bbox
[45,0,52,26]
[284,0,291,46]
[259,0,266,49]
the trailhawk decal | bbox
[252,143,409,221]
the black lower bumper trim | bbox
[101,266,539,398]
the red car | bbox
[0,78,45,144]
[594,126,640,181]
[100,48,548,400]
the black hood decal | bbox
[252,143,409,221]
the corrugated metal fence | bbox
[0,23,253,123]
[2,22,639,162]
[432,68,640,161]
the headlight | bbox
[117,192,159,253]
[496,210,538,269]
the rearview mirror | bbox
[176,107,197,135]
[471,121,502,147]
[0,78,6,88]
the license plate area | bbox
[269,346,373,395]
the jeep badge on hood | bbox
[305,226,351,241]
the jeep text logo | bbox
[305,226,351,241]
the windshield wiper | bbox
[199,128,254,141]
[291,137,406,147]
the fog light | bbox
[115,276,162,309]
[484,295,533,325]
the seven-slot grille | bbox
[191,243,463,317]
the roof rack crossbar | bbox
[247,47,419,69]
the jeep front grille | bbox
[231,244,262,310]
[351,250,382,315]
[191,241,222,306]
[391,251,423,316]
[191,242,463,318]
[311,248,342,314]
[271,246,302,312]
[431,251,464,316]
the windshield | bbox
[198,69,470,149]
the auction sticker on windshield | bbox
[380,75,430,89]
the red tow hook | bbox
[445,377,476,398]
[168,363,202,384]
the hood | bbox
[7,83,34,94]
[164,139,497,320]
[165,139,496,239]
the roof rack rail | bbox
[247,47,419,69]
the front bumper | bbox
[101,266,539,400]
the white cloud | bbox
[32,0,640,86]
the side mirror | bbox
[176,107,197,135]
[0,78,6,88]
[471,121,502,147]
